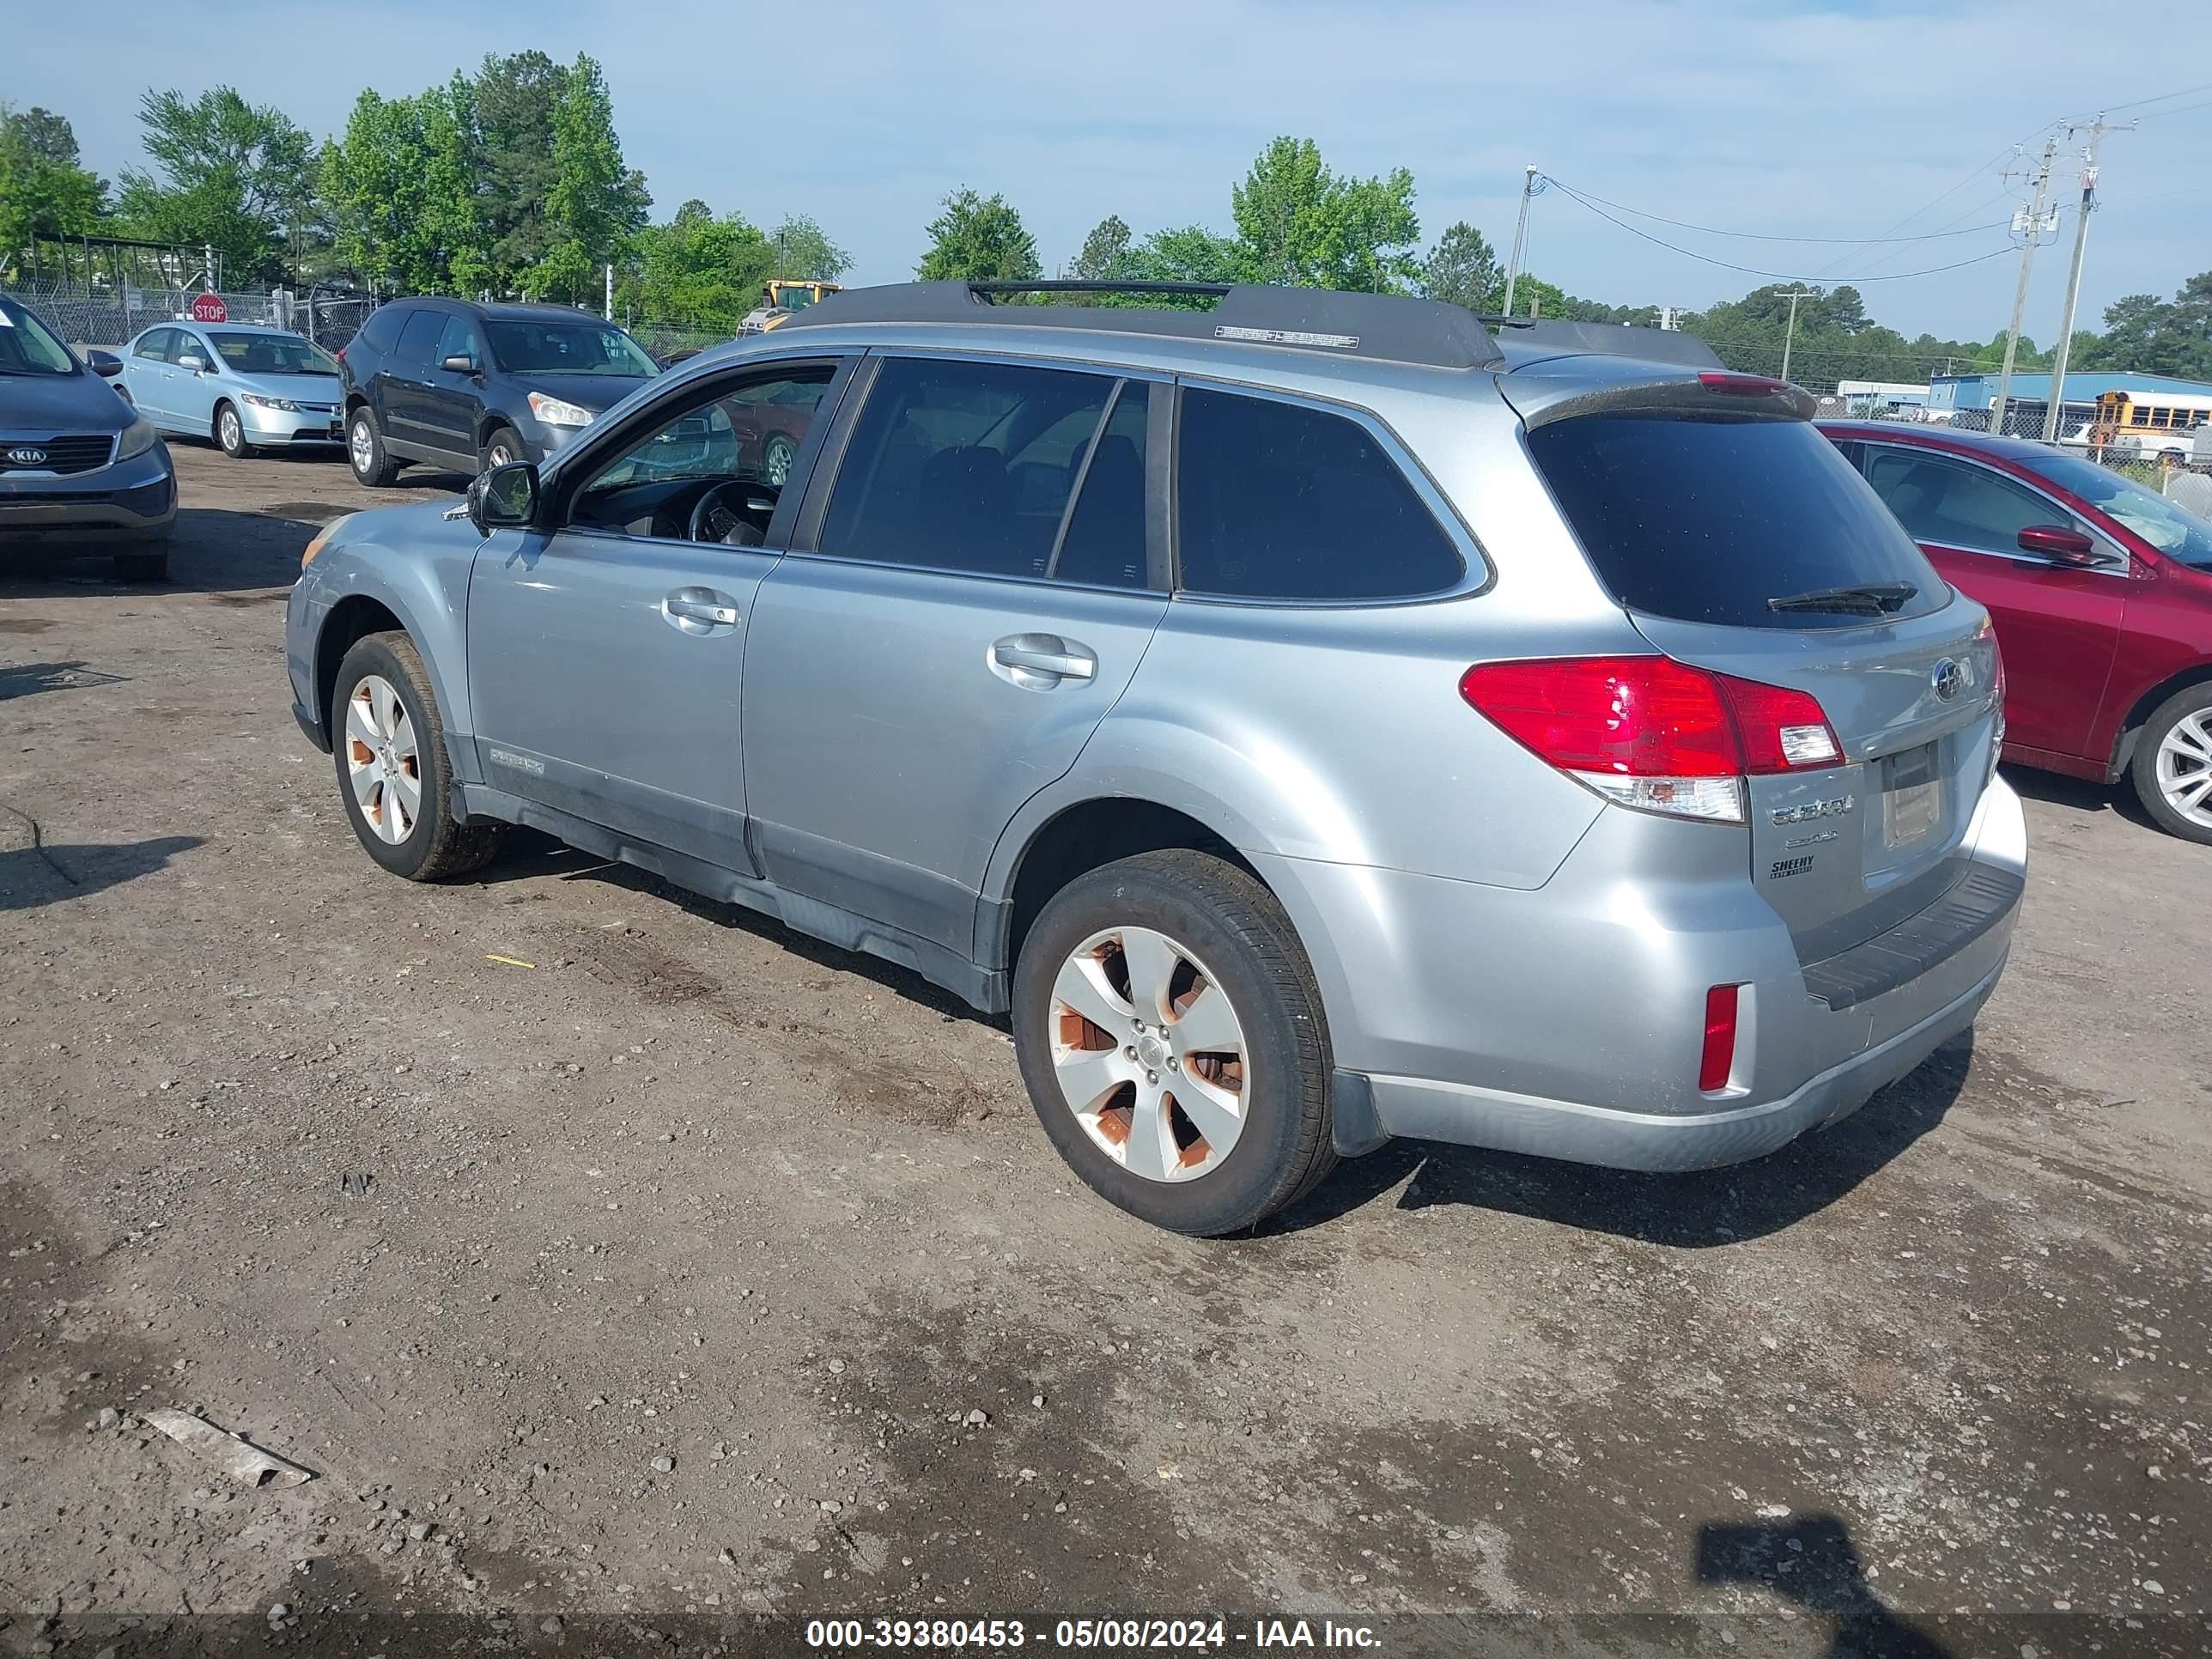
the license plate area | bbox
[1881,742,1943,848]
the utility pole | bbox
[1778,289,1820,384]
[2042,115,2133,442]
[1501,166,1540,317]
[1990,134,2059,441]
[604,262,614,322]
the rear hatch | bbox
[1510,367,2001,962]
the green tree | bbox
[622,201,777,331]
[0,105,106,268]
[769,212,852,283]
[528,54,651,304]
[1070,215,1132,282]
[1419,221,1501,312]
[2078,277,2211,379]
[320,81,486,295]
[916,188,1039,283]
[113,87,316,284]
[472,51,564,285]
[1230,136,1419,292]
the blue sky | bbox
[10,0,2211,346]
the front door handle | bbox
[664,587,742,629]
[991,634,1097,682]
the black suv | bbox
[337,299,660,485]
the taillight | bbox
[1988,639,2007,778]
[336,345,347,363]
[1458,656,1844,824]
[1699,984,1741,1092]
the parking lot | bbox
[2,443,2207,1654]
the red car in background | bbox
[1820,422,2212,843]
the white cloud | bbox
[9,0,2209,341]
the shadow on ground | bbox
[0,835,203,911]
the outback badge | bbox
[1771,794,1856,826]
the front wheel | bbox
[763,432,797,488]
[1011,849,1336,1236]
[348,408,402,487]
[2131,684,2212,844]
[215,401,254,459]
[480,424,524,471]
[331,631,507,880]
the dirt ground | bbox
[1,442,2206,1658]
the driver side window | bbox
[568,365,836,544]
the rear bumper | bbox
[1257,773,2027,1171]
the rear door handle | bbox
[664,587,742,629]
[991,634,1097,682]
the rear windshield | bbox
[1527,413,1946,629]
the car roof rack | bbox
[1477,316,1723,370]
[777,280,1507,371]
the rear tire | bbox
[348,407,402,488]
[331,631,506,880]
[1012,849,1336,1236]
[215,401,254,459]
[2130,683,2212,845]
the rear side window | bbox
[819,356,1125,580]
[1176,388,1462,601]
[394,309,447,367]
[355,306,404,357]
[1527,414,1944,629]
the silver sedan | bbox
[121,324,344,459]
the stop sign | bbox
[189,293,228,324]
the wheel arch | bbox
[210,398,236,441]
[2106,661,2212,781]
[989,797,1266,985]
[305,555,477,775]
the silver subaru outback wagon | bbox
[286,280,2023,1236]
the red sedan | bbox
[1820,421,2212,842]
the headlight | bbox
[527,392,593,428]
[114,414,161,462]
[242,392,301,412]
[301,512,359,571]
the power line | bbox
[2073,81,2212,117]
[1542,179,2026,283]
[1534,179,2010,244]
[1806,121,2058,279]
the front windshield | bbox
[2030,452,2212,571]
[484,319,657,377]
[0,301,81,376]
[210,331,340,376]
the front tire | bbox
[215,401,254,459]
[331,631,506,880]
[480,424,524,471]
[1012,849,1335,1236]
[2130,684,2212,844]
[347,407,402,487]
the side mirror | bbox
[2016,524,2100,565]
[85,349,125,378]
[176,353,210,374]
[441,352,481,375]
[468,461,539,533]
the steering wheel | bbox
[687,479,771,545]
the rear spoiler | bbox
[1516,371,1819,431]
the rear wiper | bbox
[1767,581,1917,616]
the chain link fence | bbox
[0,279,382,356]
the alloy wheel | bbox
[2156,707,2212,827]
[220,409,242,452]
[343,674,422,845]
[349,418,375,475]
[488,441,515,467]
[765,435,794,487]
[1047,926,1249,1182]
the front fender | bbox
[291,503,484,777]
